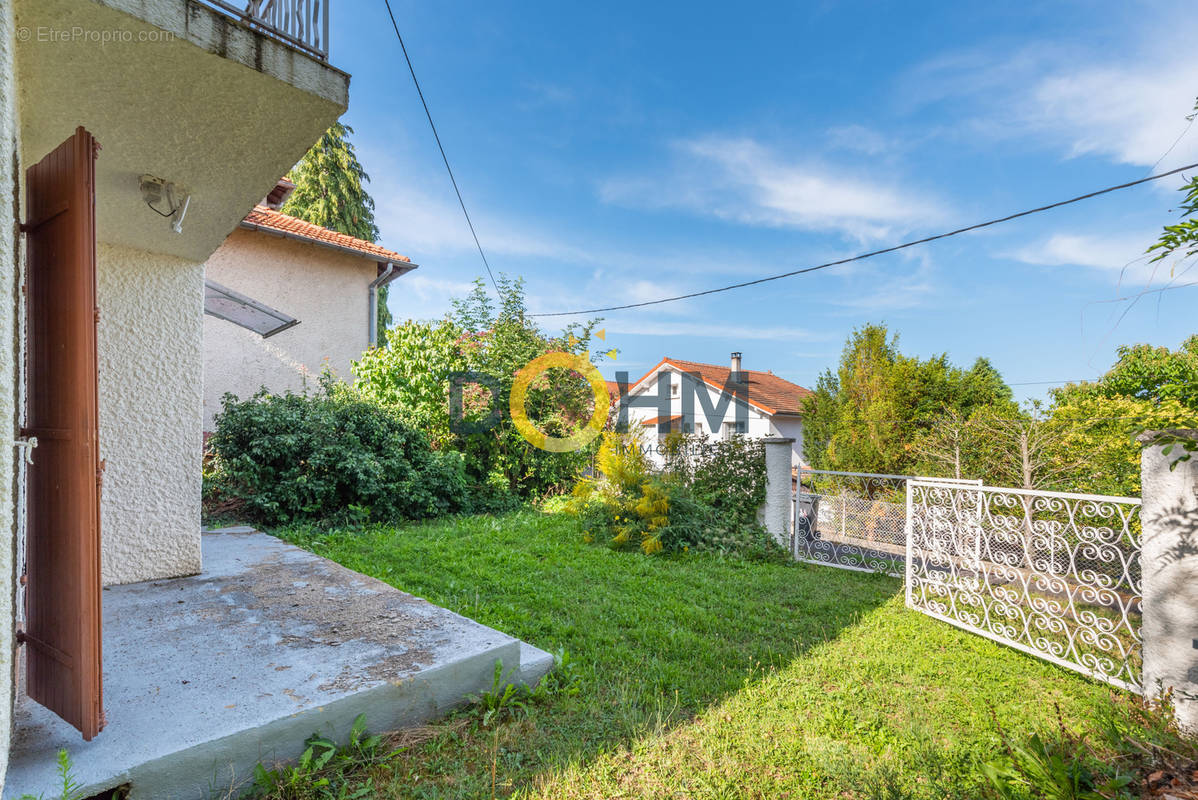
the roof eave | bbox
[238,219,418,270]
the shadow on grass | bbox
[271,510,906,798]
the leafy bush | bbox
[664,433,768,526]
[353,276,599,502]
[563,432,776,557]
[207,385,468,525]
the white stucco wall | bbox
[771,416,807,469]
[97,243,203,585]
[0,1,19,788]
[202,228,378,431]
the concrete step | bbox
[5,530,554,800]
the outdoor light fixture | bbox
[139,174,191,234]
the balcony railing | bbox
[198,0,330,61]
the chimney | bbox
[730,352,746,383]
[263,178,296,210]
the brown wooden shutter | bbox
[21,127,104,740]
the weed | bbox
[241,714,395,799]
[469,661,529,727]
[982,694,1198,799]
[17,749,87,800]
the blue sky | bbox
[331,0,1197,402]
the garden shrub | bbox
[353,276,600,502]
[207,385,469,525]
[564,431,776,557]
[685,434,767,526]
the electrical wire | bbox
[529,161,1198,317]
[768,413,1192,427]
[1150,97,1198,173]
[380,0,501,297]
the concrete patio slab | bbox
[5,529,553,800]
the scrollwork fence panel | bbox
[905,480,1142,692]
[794,469,980,577]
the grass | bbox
[271,510,1117,799]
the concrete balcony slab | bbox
[4,529,553,800]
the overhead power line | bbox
[530,161,1198,317]
[381,0,501,297]
[793,413,1194,427]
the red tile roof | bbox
[631,357,814,416]
[640,414,682,427]
[241,205,411,264]
[605,380,621,405]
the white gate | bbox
[905,480,1143,692]
[794,469,980,577]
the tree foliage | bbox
[801,324,1016,475]
[281,121,393,343]
[1148,97,1198,270]
[1148,175,1198,267]
[1048,336,1198,493]
[1140,106,1198,465]
[353,276,601,502]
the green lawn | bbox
[274,510,1115,799]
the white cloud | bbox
[904,32,1198,170]
[1027,59,1198,168]
[388,273,474,309]
[1008,231,1164,284]
[599,136,947,241]
[373,184,593,263]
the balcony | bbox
[14,0,349,264]
[197,0,330,61]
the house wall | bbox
[202,228,377,431]
[96,243,204,585]
[621,367,808,469]
[623,368,775,466]
[0,1,19,787]
[770,416,806,469]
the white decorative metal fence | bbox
[905,480,1143,692]
[793,469,980,577]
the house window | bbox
[670,375,678,397]
[722,421,747,438]
[695,421,704,434]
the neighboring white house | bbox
[619,353,813,469]
[202,181,415,431]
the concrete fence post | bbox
[758,437,794,549]
[1139,430,1198,732]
